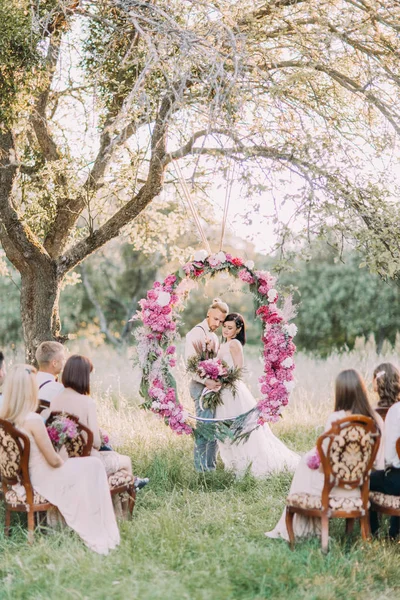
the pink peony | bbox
[238,269,255,284]
[306,449,321,470]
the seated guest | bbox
[373,363,400,408]
[50,354,133,477]
[0,351,6,408]
[370,388,400,539]
[266,369,384,541]
[0,364,120,554]
[35,342,65,402]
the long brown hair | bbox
[373,362,400,408]
[335,369,378,425]
[62,355,93,395]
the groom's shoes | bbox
[134,477,149,491]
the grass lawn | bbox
[1,414,400,600]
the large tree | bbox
[1,0,400,360]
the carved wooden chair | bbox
[46,411,93,457]
[369,437,400,527]
[0,418,54,543]
[47,411,136,516]
[375,406,390,422]
[285,415,381,553]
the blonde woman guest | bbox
[265,370,384,541]
[50,355,132,476]
[0,364,120,554]
[373,363,400,408]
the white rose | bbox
[281,357,294,368]
[283,381,295,392]
[267,289,278,302]
[215,251,226,263]
[284,323,298,338]
[194,249,209,262]
[244,260,254,270]
[151,401,161,410]
[156,291,171,307]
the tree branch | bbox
[0,130,51,272]
[262,60,400,136]
[58,86,177,274]
[30,36,63,161]
[80,263,122,347]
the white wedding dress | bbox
[215,342,300,477]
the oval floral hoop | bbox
[134,250,297,438]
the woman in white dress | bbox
[0,364,120,554]
[265,369,384,541]
[215,313,300,477]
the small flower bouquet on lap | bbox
[306,448,321,470]
[47,414,79,452]
[187,343,243,411]
[99,428,113,451]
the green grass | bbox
[1,425,400,600]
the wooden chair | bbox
[285,415,381,553]
[46,411,93,457]
[369,437,400,527]
[375,406,390,422]
[0,418,54,543]
[47,411,136,516]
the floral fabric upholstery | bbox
[0,428,21,479]
[369,491,400,510]
[64,435,85,457]
[5,484,48,507]
[108,470,135,490]
[287,492,366,514]
[328,425,374,483]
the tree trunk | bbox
[20,264,65,364]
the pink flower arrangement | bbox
[100,429,110,444]
[238,269,255,284]
[135,253,297,434]
[197,358,228,380]
[47,415,79,450]
[306,449,321,470]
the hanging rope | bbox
[173,161,212,255]
[219,158,235,251]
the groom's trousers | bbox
[190,381,217,472]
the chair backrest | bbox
[0,418,35,502]
[47,411,93,457]
[316,415,381,509]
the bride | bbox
[215,312,300,477]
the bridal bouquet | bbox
[47,415,79,451]
[187,346,242,410]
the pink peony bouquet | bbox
[187,352,242,411]
[47,415,79,451]
[197,358,229,381]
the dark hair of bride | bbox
[224,313,246,346]
[334,369,379,429]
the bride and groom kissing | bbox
[185,298,299,477]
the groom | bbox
[185,298,229,472]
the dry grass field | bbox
[1,338,400,599]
